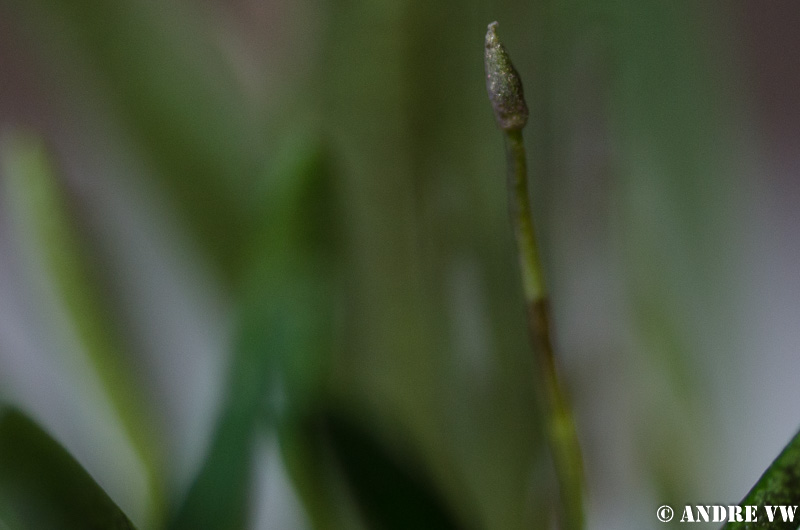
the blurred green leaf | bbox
[1,131,163,517]
[278,417,348,530]
[0,406,135,529]
[722,428,800,530]
[8,0,266,280]
[169,269,329,530]
[316,5,547,528]
[318,407,464,530]
[601,1,742,503]
[170,141,337,530]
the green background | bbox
[0,1,798,529]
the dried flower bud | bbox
[484,22,529,131]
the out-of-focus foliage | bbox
[1,132,164,519]
[723,427,800,530]
[318,407,464,530]
[0,407,135,529]
[0,0,781,529]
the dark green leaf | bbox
[0,407,135,530]
[721,428,800,530]
[320,409,465,530]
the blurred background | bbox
[0,0,799,529]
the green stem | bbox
[505,129,585,530]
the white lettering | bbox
[765,506,778,522]
[668,504,794,523]
[712,505,727,522]
[727,505,743,522]
[778,505,797,522]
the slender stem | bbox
[506,130,546,302]
[505,129,585,530]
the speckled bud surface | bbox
[484,22,529,131]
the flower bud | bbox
[484,22,529,131]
